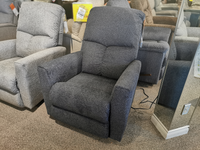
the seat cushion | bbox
[0,57,22,94]
[50,73,117,124]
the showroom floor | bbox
[0,81,200,150]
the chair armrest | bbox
[63,32,82,42]
[67,19,74,33]
[37,51,82,114]
[15,46,66,109]
[153,16,177,26]
[110,60,141,141]
[187,27,200,38]
[143,26,171,42]
[0,39,17,61]
[145,24,175,32]
[156,10,178,17]
[174,36,199,61]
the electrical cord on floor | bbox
[131,88,158,110]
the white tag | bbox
[12,8,19,16]
[77,7,86,19]
[64,21,68,33]
[10,3,19,16]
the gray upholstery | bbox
[138,26,171,84]
[82,7,143,79]
[158,60,192,109]
[38,7,145,141]
[0,57,21,94]
[50,73,116,123]
[16,2,64,57]
[107,0,131,8]
[0,0,21,41]
[0,2,66,109]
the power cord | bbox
[131,88,158,110]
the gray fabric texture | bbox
[0,0,20,40]
[50,73,116,124]
[137,41,169,84]
[37,51,83,114]
[174,36,199,61]
[0,13,13,24]
[187,27,200,37]
[38,7,143,141]
[110,60,141,141]
[16,2,65,57]
[0,0,21,25]
[82,7,145,79]
[0,57,21,94]
[143,26,171,42]
[0,39,17,61]
[158,60,191,109]
[0,89,23,107]
[51,106,109,138]
[106,0,131,8]
[15,47,66,109]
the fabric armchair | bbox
[138,26,171,84]
[38,6,145,141]
[0,0,21,41]
[106,0,172,84]
[0,2,66,109]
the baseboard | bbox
[151,114,189,139]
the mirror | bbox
[154,0,200,132]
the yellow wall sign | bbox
[72,2,93,22]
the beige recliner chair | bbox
[130,0,177,44]
[62,0,104,53]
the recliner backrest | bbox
[106,0,131,8]
[0,0,20,24]
[16,2,65,57]
[131,0,154,24]
[81,7,145,79]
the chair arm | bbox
[37,51,82,114]
[145,24,175,32]
[174,36,199,61]
[156,10,178,17]
[187,27,200,38]
[67,19,74,33]
[143,26,171,42]
[110,60,141,141]
[64,32,82,42]
[0,39,17,61]
[153,16,177,25]
[15,46,66,109]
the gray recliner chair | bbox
[0,2,66,109]
[38,6,145,141]
[107,0,172,84]
[0,0,21,41]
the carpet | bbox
[0,81,200,150]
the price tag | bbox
[76,6,86,20]
[10,3,19,16]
